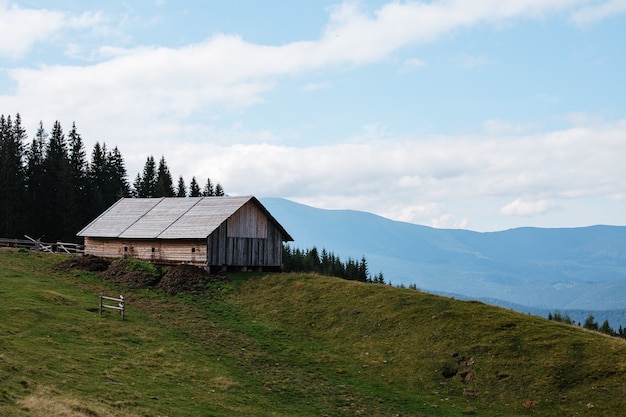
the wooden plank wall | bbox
[227,201,268,238]
[206,218,284,269]
[84,237,207,266]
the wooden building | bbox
[77,196,293,272]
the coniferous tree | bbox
[135,156,157,198]
[202,177,214,196]
[24,122,47,237]
[176,176,186,197]
[305,246,320,272]
[320,248,331,276]
[131,173,142,198]
[67,122,90,232]
[0,114,26,237]
[41,121,72,241]
[106,146,131,201]
[346,257,359,280]
[358,256,369,282]
[215,183,225,196]
[600,320,615,336]
[88,142,108,219]
[189,176,201,197]
[155,156,174,197]
[583,315,599,331]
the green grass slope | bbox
[2,251,626,416]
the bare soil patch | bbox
[100,259,160,289]
[159,264,229,296]
[54,255,111,272]
[55,255,229,295]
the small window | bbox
[123,246,128,252]
[191,247,196,253]
[151,247,156,253]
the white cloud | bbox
[430,214,470,229]
[483,119,540,135]
[0,2,101,58]
[1,0,618,130]
[112,119,626,229]
[0,2,66,58]
[571,0,626,25]
[500,199,556,217]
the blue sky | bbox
[1,0,626,231]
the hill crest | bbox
[261,197,626,314]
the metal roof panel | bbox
[118,197,203,239]
[78,196,265,240]
[77,198,163,237]
[158,196,252,238]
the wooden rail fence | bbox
[0,235,84,254]
[99,295,126,320]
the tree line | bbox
[0,114,223,242]
[282,245,385,284]
[548,311,626,339]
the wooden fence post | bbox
[99,294,126,320]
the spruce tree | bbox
[155,156,174,197]
[24,122,47,237]
[131,173,142,198]
[189,176,201,197]
[215,183,225,196]
[134,156,157,197]
[583,315,599,331]
[0,114,26,237]
[600,320,615,336]
[202,177,214,196]
[176,176,186,197]
[305,246,320,272]
[358,256,369,282]
[42,121,72,241]
[67,122,89,232]
[107,146,131,201]
[88,142,108,219]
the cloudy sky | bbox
[1,0,625,231]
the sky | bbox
[1,0,625,232]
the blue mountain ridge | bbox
[261,197,626,327]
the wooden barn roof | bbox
[77,196,293,241]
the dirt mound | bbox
[100,259,161,289]
[159,264,228,296]
[55,255,111,272]
[58,255,229,295]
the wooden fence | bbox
[0,235,84,254]
[99,295,126,320]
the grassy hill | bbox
[2,251,626,416]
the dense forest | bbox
[0,114,223,242]
[282,245,385,283]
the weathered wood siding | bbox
[84,237,207,265]
[227,200,268,238]
[206,202,284,269]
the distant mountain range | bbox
[261,197,626,328]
